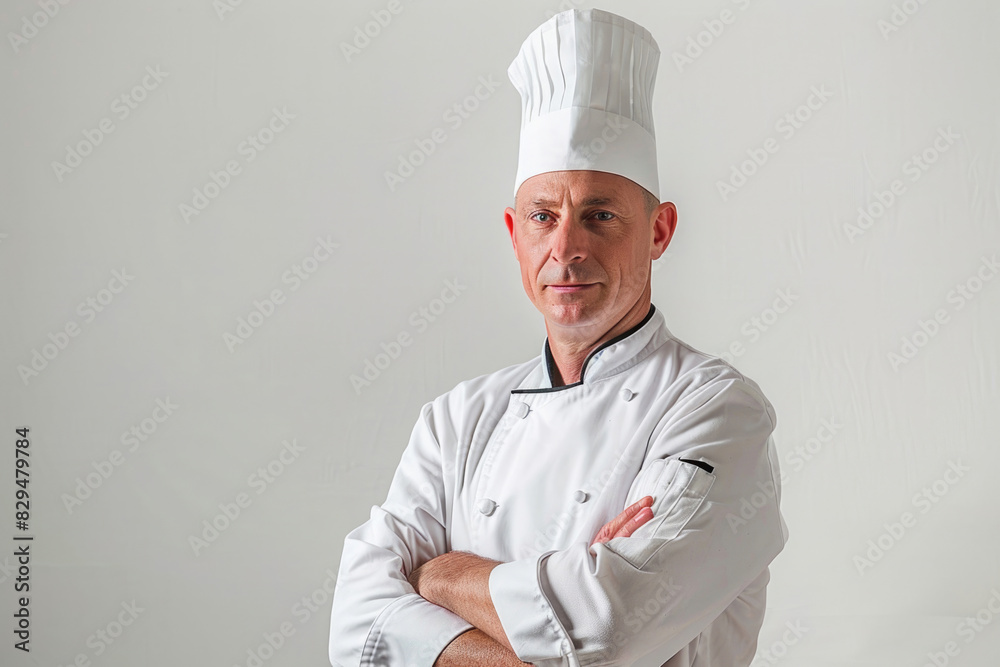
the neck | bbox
[546,290,652,387]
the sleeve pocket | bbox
[608,458,716,570]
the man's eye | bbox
[594,211,614,221]
[532,213,552,222]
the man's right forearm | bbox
[435,628,533,666]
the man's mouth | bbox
[548,283,595,293]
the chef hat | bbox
[508,8,662,200]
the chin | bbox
[542,300,602,326]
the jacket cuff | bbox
[488,552,574,664]
[360,593,474,667]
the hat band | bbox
[513,106,660,200]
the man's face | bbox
[504,170,676,334]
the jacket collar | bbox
[512,303,665,394]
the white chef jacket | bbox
[329,303,788,667]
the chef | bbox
[329,8,788,667]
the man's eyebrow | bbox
[528,196,619,207]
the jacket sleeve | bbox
[487,375,789,666]
[328,400,474,667]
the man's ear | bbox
[651,202,677,260]
[505,206,519,257]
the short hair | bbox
[641,187,659,217]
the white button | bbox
[477,498,497,516]
[513,401,530,418]
[620,387,635,401]
[574,490,589,503]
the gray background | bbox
[2,0,998,664]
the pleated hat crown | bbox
[508,8,661,199]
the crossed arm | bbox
[406,495,656,666]
[330,378,785,666]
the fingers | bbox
[614,506,653,538]
[617,496,654,524]
[627,496,654,509]
[604,496,652,538]
[591,496,655,547]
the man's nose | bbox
[550,216,588,263]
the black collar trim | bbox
[511,303,657,395]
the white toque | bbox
[508,8,662,199]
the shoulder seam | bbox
[663,333,776,431]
